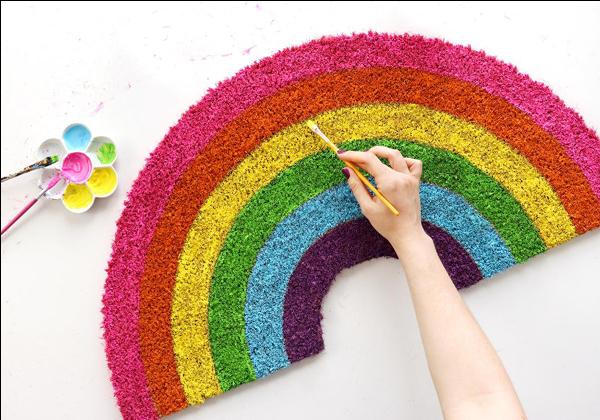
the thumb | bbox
[343,167,374,213]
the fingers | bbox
[339,147,423,180]
[337,150,391,179]
[342,167,375,213]
[368,146,409,174]
[405,158,423,178]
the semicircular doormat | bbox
[102,33,600,419]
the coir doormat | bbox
[102,33,600,419]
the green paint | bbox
[97,143,116,164]
[208,139,546,390]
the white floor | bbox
[1,2,599,419]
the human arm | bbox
[338,147,526,420]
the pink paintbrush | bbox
[1,174,62,236]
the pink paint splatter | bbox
[91,101,104,115]
[242,45,256,55]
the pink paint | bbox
[62,152,92,184]
[46,173,63,190]
[102,34,599,419]
[241,45,256,55]
[91,101,104,115]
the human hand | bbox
[338,146,427,251]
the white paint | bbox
[1,2,599,419]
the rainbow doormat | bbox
[102,33,600,419]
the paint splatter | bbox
[91,102,104,115]
[242,46,256,55]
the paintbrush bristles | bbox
[306,119,318,131]
[305,120,339,153]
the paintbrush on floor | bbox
[1,173,63,236]
[1,155,59,183]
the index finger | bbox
[337,150,391,179]
[369,146,410,174]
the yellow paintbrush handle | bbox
[345,161,400,216]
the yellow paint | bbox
[87,167,118,197]
[171,103,576,403]
[63,183,94,210]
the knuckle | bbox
[407,176,420,189]
[394,176,409,188]
[354,152,369,164]
[370,145,387,155]
[379,178,397,192]
[366,152,379,165]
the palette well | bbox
[102,33,600,419]
[37,123,118,213]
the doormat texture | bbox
[102,33,600,419]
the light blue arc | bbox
[244,182,515,378]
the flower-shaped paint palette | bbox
[38,123,118,213]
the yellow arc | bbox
[171,103,576,403]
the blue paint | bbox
[244,182,515,378]
[63,124,92,151]
[419,184,515,278]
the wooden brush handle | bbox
[1,198,39,235]
[345,162,400,216]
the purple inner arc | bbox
[283,218,483,362]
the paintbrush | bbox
[1,173,63,236]
[306,120,400,216]
[1,155,59,183]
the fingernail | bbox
[337,149,346,154]
[342,168,350,179]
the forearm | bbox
[392,231,525,419]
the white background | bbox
[1,2,599,419]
